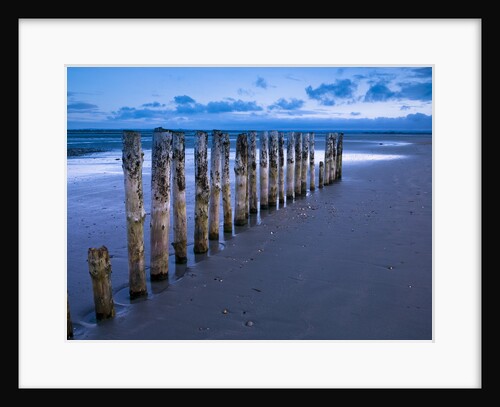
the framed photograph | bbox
[19,19,481,388]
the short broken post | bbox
[88,246,115,320]
[295,132,302,196]
[278,132,285,204]
[209,131,222,240]
[248,131,258,214]
[122,131,147,298]
[260,131,269,209]
[301,133,309,195]
[194,131,209,254]
[286,132,295,200]
[319,161,324,188]
[309,132,315,191]
[234,133,248,226]
[221,133,233,233]
[268,130,279,207]
[337,132,344,179]
[172,132,187,263]
[150,128,172,281]
[67,294,73,339]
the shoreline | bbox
[71,135,432,340]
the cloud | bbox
[400,105,411,111]
[206,100,262,113]
[269,98,305,110]
[141,101,165,108]
[411,67,432,78]
[398,82,432,101]
[405,112,431,122]
[172,95,205,113]
[350,112,361,116]
[255,76,268,89]
[365,81,432,102]
[364,83,397,102]
[174,95,196,105]
[237,88,254,97]
[182,113,432,132]
[108,106,168,121]
[285,74,302,82]
[171,95,262,114]
[305,79,357,105]
[68,102,98,112]
[175,103,206,114]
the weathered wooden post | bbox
[248,131,258,214]
[309,132,315,191]
[294,132,302,196]
[319,161,324,188]
[67,294,73,339]
[331,133,337,182]
[172,132,187,263]
[286,132,295,200]
[268,130,279,207]
[324,133,331,186]
[260,131,269,209]
[234,133,248,226]
[221,133,233,233]
[301,133,309,195]
[329,133,337,184]
[209,131,222,240]
[278,132,285,204]
[337,132,344,179]
[150,128,172,281]
[88,246,115,320]
[194,131,209,253]
[122,131,147,298]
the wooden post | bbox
[337,132,344,179]
[122,131,147,298]
[150,128,172,281]
[331,133,337,182]
[234,133,248,226]
[259,131,269,209]
[286,132,295,200]
[67,294,73,339]
[324,133,330,186]
[278,132,285,204]
[172,132,187,263]
[88,246,115,320]
[319,161,324,188]
[194,131,209,254]
[301,133,309,195]
[209,131,222,240]
[294,132,302,196]
[268,130,278,207]
[309,132,315,191]
[248,131,258,214]
[221,133,233,233]
[329,133,336,184]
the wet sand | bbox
[73,135,432,340]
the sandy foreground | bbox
[72,136,431,340]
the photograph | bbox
[66,66,433,340]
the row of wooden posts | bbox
[68,129,343,338]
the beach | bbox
[68,133,432,340]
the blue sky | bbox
[67,67,432,131]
